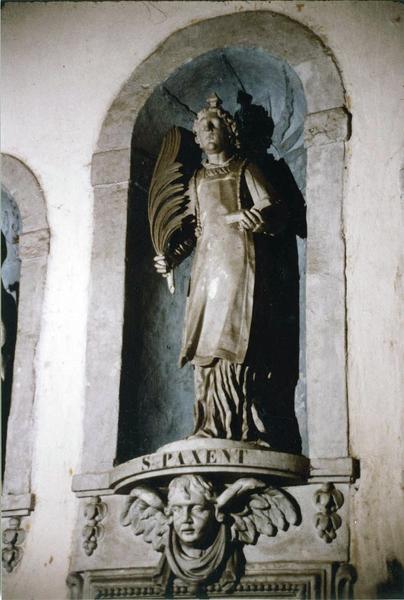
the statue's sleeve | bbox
[166,174,198,267]
[244,163,287,235]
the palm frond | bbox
[148,127,188,255]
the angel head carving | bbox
[120,475,300,591]
[193,93,240,154]
[120,475,220,553]
[167,475,219,549]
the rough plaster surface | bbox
[2,2,404,599]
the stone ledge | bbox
[72,443,310,497]
[110,441,310,493]
[72,471,113,498]
[1,493,35,517]
[304,107,350,147]
[72,451,359,498]
[309,457,359,483]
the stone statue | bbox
[120,474,299,594]
[150,93,301,453]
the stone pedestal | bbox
[109,440,310,492]
[69,442,357,599]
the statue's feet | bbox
[187,431,215,440]
[244,438,271,449]
[187,433,272,450]
[256,440,271,448]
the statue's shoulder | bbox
[242,160,266,180]
[233,156,248,172]
[192,165,204,178]
[190,166,205,191]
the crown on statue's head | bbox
[206,93,222,110]
[193,93,240,150]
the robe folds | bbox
[170,156,301,451]
[179,156,278,368]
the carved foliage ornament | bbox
[2,517,26,573]
[121,475,300,593]
[313,482,344,543]
[82,495,107,556]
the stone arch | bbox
[1,154,49,517]
[82,10,350,476]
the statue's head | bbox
[193,93,240,155]
[166,475,219,549]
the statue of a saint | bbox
[152,94,301,453]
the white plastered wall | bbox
[1,2,403,598]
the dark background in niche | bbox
[1,187,21,478]
[117,47,308,463]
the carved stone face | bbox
[195,114,231,155]
[169,490,217,548]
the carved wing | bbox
[217,478,300,545]
[120,486,169,552]
[148,126,189,257]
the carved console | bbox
[69,442,358,598]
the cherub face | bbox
[196,115,230,155]
[169,490,216,548]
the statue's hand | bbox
[154,255,171,278]
[238,208,265,232]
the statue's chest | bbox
[197,168,241,224]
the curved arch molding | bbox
[2,154,49,516]
[82,10,351,476]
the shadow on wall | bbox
[377,559,404,599]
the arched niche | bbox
[82,10,350,476]
[118,47,308,461]
[1,154,49,517]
